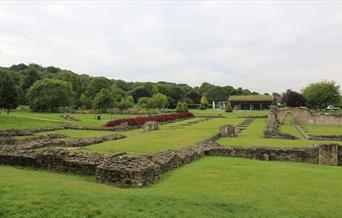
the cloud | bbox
[0,1,341,93]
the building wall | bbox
[230,101,272,110]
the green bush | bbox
[199,103,207,110]
[175,102,189,112]
[225,102,233,112]
[15,105,31,112]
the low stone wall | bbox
[0,137,15,145]
[296,125,342,141]
[264,108,297,140]
[206,144,319,164]
[277,107,342,125]
[0,142,341,187]
[310,135,342,141]
[95,145,210,187]
[319,144,341,166]
[0,148,106,176]
[0,133,125,150]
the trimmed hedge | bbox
[104,112,194,127]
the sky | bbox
[0,1,341,93]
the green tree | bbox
[199,96,209,110]
[85,77,111,99]
[28,79,73,112]
[93,88,114,112]
[138,97,153,109]
[118,96,135,110]
[79,93,92,109]
[0,73,19,114]
[151,93,168,109]
[22,68,41,92]
[302,81,341,109]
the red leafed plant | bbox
[104,112,194,127]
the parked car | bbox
[326,105,341,110]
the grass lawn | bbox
[218,118,342,148]
[7,112,136,127]
[0,157,341,218]
[78,117,243,155]
[0,115,61,130]
[302,124,342,136]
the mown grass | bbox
[78,117,243,154]
[218,118,342,148]
[0,115,61,130]
[7,112,136,127]
[302,124,342,136]
[0,157,341,218]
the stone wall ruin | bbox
[277,107,342,125]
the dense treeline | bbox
[0,63,259,112]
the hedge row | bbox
[104,112,194,127]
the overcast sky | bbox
[0,1,341,93]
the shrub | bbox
[225,102,233,112]
[15,105,31,112]
[182,102,189,112]
[104,112,194,127]
[175,102,184,112]
[199,96,209,110]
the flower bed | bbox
[104,112,194,127]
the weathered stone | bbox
[277,107,342,125]
[219,125,236,137]
[319,144,339,166]
[264,108,298,140]
[143,121,160,131]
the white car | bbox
[326,105,341,110]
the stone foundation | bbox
[264,107,298,140]
[143,121,160,131]
[0,142,341,187]
[277,107,342,125]
[0,148,106,176]
[319,144,340,166]
[0,133,125,150]
[220,125,236,137]
[206,144,319,164]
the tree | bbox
[28,79,73,112]
[199,96,209,110]
[22,68,41,92]
[130,84,159,102]
[281,89,305,107]
[118,96,135,110]
[0,73,19,114]
[85,77,111,99]
[93,88,114,112]
[138,97,153,109]
[151,93,168,109]
[79,93,92,109]
[182,91,201,104]
[302,81,341,109]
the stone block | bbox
[143,121,160,131]
[220,125,236,137]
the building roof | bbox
[229,95,273,102]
